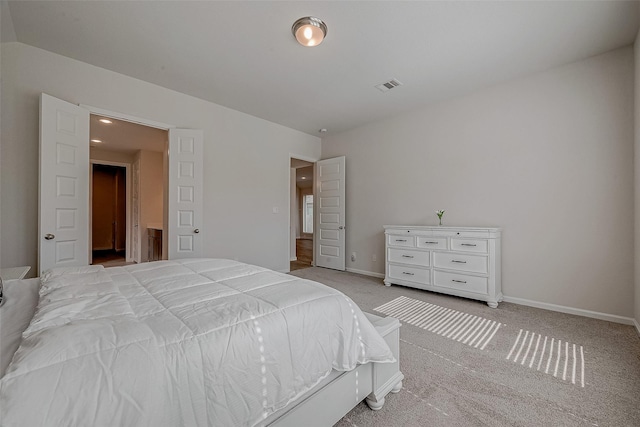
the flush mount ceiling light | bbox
[292,16,327,47]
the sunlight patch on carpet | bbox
[506,329,586,387]
[374,296,501,350]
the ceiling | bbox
[296,166,313,189]
[291,159,313,188]
[4,1,638,136]
[90,115,167,154]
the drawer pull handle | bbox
[401,255,414,258]
[461,243,477,247]
[452,279,467,284]
[424,241,438,244]
[451,260,467,264]
[395,239,407,242]
[402,272,415,276]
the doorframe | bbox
[81,104,175,264]
[80,104,173,130]
[89,160,132,263]
[289,154,318,271]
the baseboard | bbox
[502,295,636,326]
[346,268,385,279]
[330,269,638,329]
[290,257,297,261]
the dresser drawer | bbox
[434,270,487,294]
[451,238,488,254]
[433,252,488,274]
[417,237,447,250]
[388,264,430,284]
[388,248,430,267]
[387,235,415,248]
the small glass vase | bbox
[438,218,442,226]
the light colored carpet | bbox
[289,267,640,427]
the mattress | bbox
[0,259,394,426]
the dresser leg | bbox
[383,280,391,287]
[487,301,498,308]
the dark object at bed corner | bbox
[0,276,5,308]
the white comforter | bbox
[0,259,393,426]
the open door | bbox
[168,128,203,259]
[39,94,90,274]
[314,156,346,271]
[39,95,203,272]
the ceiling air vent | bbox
[375,78,403,93]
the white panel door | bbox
[39,94,90,274]
[314,156,346,271]
[168,129,203,259]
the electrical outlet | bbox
[372,254,377,262]
[351,252,356,262]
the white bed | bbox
[0,259,403,426]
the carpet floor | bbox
[289,267,640,427]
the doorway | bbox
[91,163,127,266]
[39,94,205,273]
[89,114,168,267]
[290,159,314,271]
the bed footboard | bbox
[364,313,404,410]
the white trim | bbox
[90,160,132,262]
[290,257,297,261]
[502,295,635,326]
[309,267,640,329]
[80,104,174,130]
[289,153,318,164]
[340,267,639,328]
[346,268,385,279]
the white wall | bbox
[90,148,135,164]
[139,150,164,262]
[0,42,321,274]
[634,27,640,332]
[322,47,635,318]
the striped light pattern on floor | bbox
[506,329,585,387]
[374,296,502,350]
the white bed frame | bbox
[267,313,404,426]
[2,278,403,427]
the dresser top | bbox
[384,225,501,232]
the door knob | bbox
[194,229,200,234]
[44,233,55,240]
[338,226,345,230]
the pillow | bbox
[0,278,40,376]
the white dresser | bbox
[384,226,502,308]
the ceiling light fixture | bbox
[98,118,112,124]
[90,139,102,143]
[292,17,327,47]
